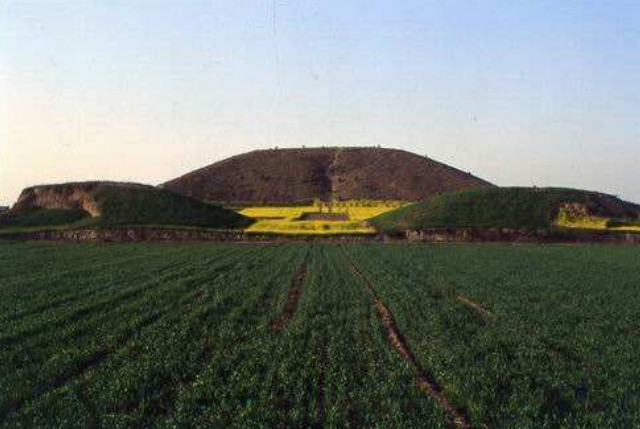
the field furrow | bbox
[342,246,473,429]
[1,243,639,428]
[454,293,496,321]
[270,258,309,334]
[346,244,640,428]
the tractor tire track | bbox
[365,245,598,371]
[78,379,100,429]
[356,247,595,404]
[455,293,496,321]
[540,338,592,370]
[370,249,497,323]
[161,247,305,421]
[342,247,473,429]
[270,259,309,334]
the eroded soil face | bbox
[13,185,101,216]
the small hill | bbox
[371,187,640,231]
[5,182,251,229]
[162,147,492,204]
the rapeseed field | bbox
[240,200,407,235]
[555,206,640,232]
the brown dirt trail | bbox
[455,293,496,321]
[270,260,309,334]
[341,247,474,429]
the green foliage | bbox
[607,218,640,228]
[0,185,253,232]
[0,208,89,228]
[91,186,252,229]
[371,187,640,231]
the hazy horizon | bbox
[2,1,639,206]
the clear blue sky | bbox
[1,0,639,205]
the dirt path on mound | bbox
[270,260,309,334]
[328,147,344,196]
[341,247,474,429]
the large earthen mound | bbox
[162,147,492,204]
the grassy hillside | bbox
[371,187,640,231]
[91,185,251,228]
[3,183,252,231]
[0,208,89,229]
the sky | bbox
[1,0,639,206]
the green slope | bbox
[0,208,89,229]
[2,184,252,231]
[371,187,640,231]
[90,185,251,228]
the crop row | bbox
[345,244,640,428]
[2,242,640,428]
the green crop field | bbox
[1,242,640,428]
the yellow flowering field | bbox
[239,201,408,235]
[555,206,640,233]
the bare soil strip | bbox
[342,248,473,429]
[270,260,309,334]
[455,293,496,321]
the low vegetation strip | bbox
[341,247,473,429]
[270,259,309,334]
[0,227,381,242]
